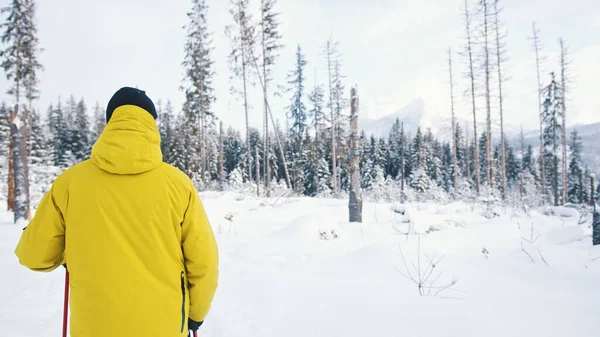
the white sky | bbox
[0,0,598,132]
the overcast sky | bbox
[0,0,598,133]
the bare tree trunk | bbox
[559,38,568,204]
[465,122,471,181]
[238,5,252,183]
[400,122,405,203]
[482,0,493,190]
[494,1,507,199]
[7,108,14,212]
[348,87,362,222]
[448,48,459,192]
[20,107,30,219]
[260,4,270,196]
[256,146,260,197]
[532,22,546,201]
[464,0,480,195]
[219,121,224,190]
[326,40,337,193]
[248,47,292,189]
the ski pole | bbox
[194,331,198,337]
[63,270,69,337]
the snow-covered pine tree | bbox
[223,127,244,176]
[158,100,175,162]
[71,98,90,161]
[28,107,57,208]
[332,60,348,191]
[308,83,326,193]
[167,112,192,175]
[323,36,340,193]
[387,118,402,179]
[1,0,42,220]
[567,130,584,204]
[183,0,216,180]
[542,73,564,206]
[259,0,282,194]
[47,100,68,167]
[286,45,308,193]
[91,102,105,143]
[226,0,256,182]
[505,142,520,187]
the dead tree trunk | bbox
[256,146,260,197]
[448,48,459,192]
[532,22,546,201]
[400,122,405,203]
[7,108,14,212]
[559,38,568,203]
[482,0,493,190]
[348,87,362,223]
[248,48,292,188]
[219,121,225,190]
[494,0,507,199]
[464,0,480,195]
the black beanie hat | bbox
[106,87,158,122]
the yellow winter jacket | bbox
[15,105,219,337]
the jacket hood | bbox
[91,105,162,175]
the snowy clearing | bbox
[1,192,599,337]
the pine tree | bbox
[47,100,68,167]
[1,0,42,220]
[158,100,175,161]
[567,130,584,203]
[226,0,256,182]
[542,73,564,205]
[286,45,308,192]
[71,98,90,161]
[91,101,105,143]
[259,0,282,194]
[323,36,340,193]
[183,0,215,179]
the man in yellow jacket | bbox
[15,87,219,337]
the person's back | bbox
[15,88,219,337]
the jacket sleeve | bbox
[15,185,66,272]
[182,184,219,322]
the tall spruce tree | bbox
[286,45,308,192]
[226,0,256,182]
[1,0,42,220]
[567,130,584,203]
[183,0,215,180]
[259,0,282,194]
[72,98,90,161]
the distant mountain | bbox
[520,122,600,177]
[360,99,454,138]
[359,98,521,140]
[359,98,600,176]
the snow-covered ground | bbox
[1,192,599,337]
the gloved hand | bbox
[188,318,203,332]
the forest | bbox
[0,0,598,224]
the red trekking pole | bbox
[62,270,70,337]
